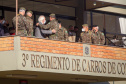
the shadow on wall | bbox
[89,82,110,84]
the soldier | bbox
[26,11,33,36]
[91,25,105,45]
[57,21,68,41]
[68,25,76,42]
[37,13,59,40]
[12,7,28,36]
[35,15,56,38]
[80,24,92,44]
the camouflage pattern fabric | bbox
[12,14,28,36]
[39,19,59,40]
[80,30,92,44]
[91,31,105,45]
[26,16,33,36]
[57,26,68,41]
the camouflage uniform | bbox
[26,16,33,36]
[80,30,92,44]
[12,14,28,36]
[39,19,59,40]
[57,26,68,41]
[91,31,105,45]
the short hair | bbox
[92,25,99,30]
[19,10,25,12]
[19,7,26,12]
[92,25,98,27]
[49,13,56,18]
[38,15,45,23]
[26,11,33,15]
[26,12,31,16]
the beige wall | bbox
[109,81,126,84]
[97,0,126,6]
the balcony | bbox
[0,36,126,82]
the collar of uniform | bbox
[27,16,31,18]
[83,31,89,33]
[51,19,56,21]
[59,27,63,30]
[18,14,24,17]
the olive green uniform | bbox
[26,16,33,36]
[39,19,59,40]
[91,31,105,45]
[57,26,68,41]
[12,14,28,36]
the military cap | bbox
[92,25,98,27]
[19,7,26,11]
[27,11,33,14]
[49,13,56,18]
[82,24,88,27]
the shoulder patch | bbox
[101,32,104,35]
[65,31,68,33]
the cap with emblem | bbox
[27,11,33,14]
[19,7,26,11]
[82,24,88,27]
[49,13,56,18]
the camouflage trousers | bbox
[27,29,33,37]
[17,30,28,36]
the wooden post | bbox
[16,0,18,35]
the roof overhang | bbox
[86,0,126,16]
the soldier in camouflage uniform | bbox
[12,7,28,36]
[80,24,92,44]
[91,25,105,45]
[38,13,59,40]
[26,11,33,36]
[57,21,68,41]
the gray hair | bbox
[38,15,45,23]
[19,9,25,12]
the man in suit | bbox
[35,15,56,38]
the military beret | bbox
[82,24,88,27]
[27,11,33,14]
[19,7,26,11]
[92,25,98,27]
[49,13,56,18]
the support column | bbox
[75,0,87,41]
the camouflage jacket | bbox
[91,31,105,45]
[80,30,92,44]
[26,16,33,36]
[12,14,28,36]
[57,26,68,41]
[39,19,59,40]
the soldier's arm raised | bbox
[39,22,51,29]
